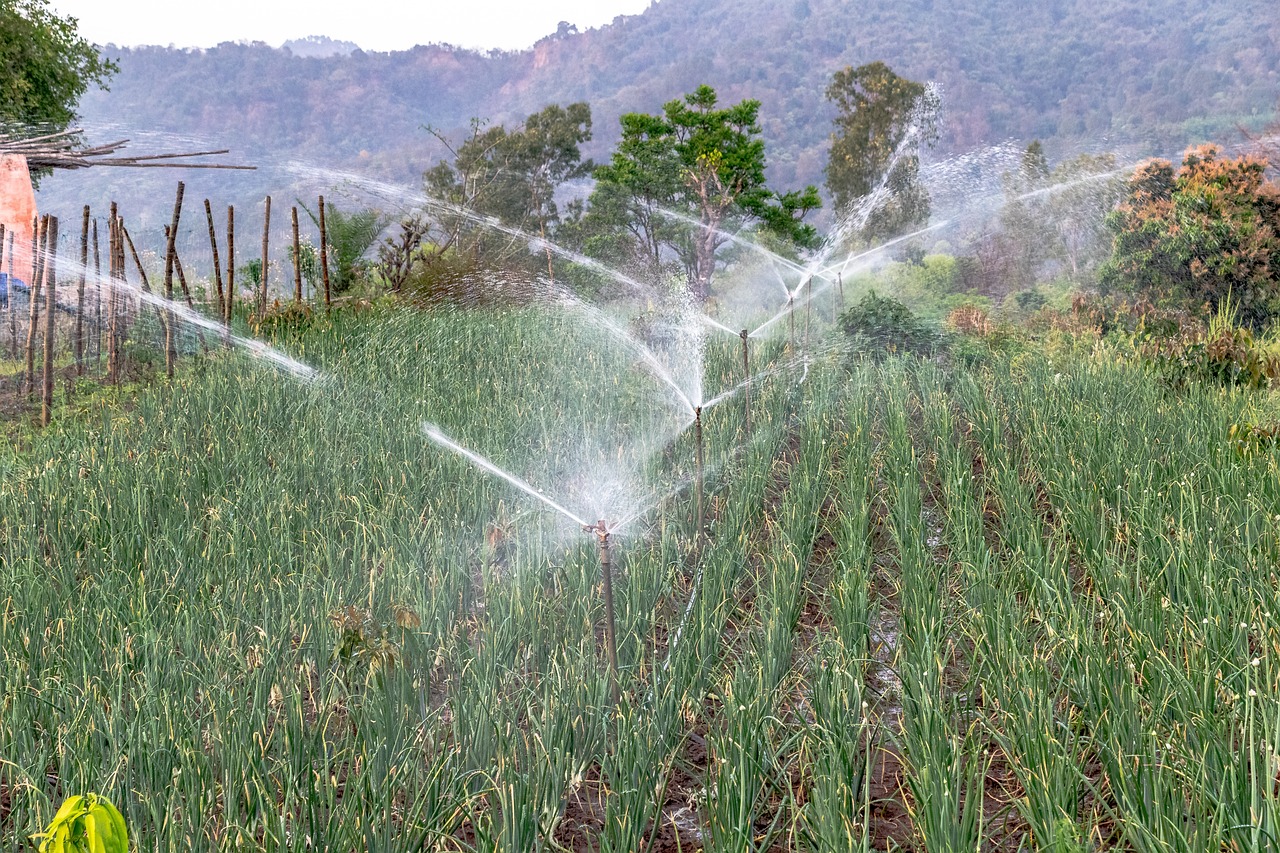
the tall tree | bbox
[0,0,115,130]
[585,85,820,301]
[424,103,592,272]
[1100,145,1280,326]
[825,62,938,242]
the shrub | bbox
[1141,311,1280,391]
[839,290,940,358]
[250,300,317,339]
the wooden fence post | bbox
[92,219,101,367]
[162,181,185,378]
[225,205,235,326]
[204,199,225,319]
[259,195,271,316]
[318,195,331,311]
[291,205,302,303]
[76,206,88,375]
[106,205,119,385]
[24,216,46,396]
[41,216,58,426]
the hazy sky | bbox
[47,0,655,52]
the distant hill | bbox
[37,0,1280,229]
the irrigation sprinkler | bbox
[583,519,621,705]
[740,329,751,439]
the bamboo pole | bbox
[162,181,185,378]
[24,216,46,396]
[164,225,195,308]
[225,205,235,326]
[318,195,331,311]
[291,206,302,303]
[204,199,225,319]
[42,216,58,426]
[76,206,88,374]
[121,224,154,293]
[259,195,271,315]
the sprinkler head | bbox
[740,328,749,340]
[583,519,612,543]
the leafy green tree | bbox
[584,85,820,300]
[825,62,938,242]
[1100,145,1280,327]
[0,0,115,129]
[424,103,592,274]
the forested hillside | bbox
[39,0,1279,216]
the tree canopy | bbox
[0,0,115,130]
[1100,145,1280,327]
[584,84,820,300]
[424,103,592,273]
[825,62,938,242]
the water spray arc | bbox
[421,423,625,701]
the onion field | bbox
[2,303,1278,851]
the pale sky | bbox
[47,0,656,52]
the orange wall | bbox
[0,154,38,282]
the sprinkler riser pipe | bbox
[787,298,794,351]
[594,523,621,705]
[694,407,704,541]
[740,330,751,439]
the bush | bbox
[251,300,318,339]
[839,290,940,358]
[1142,313,1280,391]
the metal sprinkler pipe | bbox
[585,519,621,705]
[740,329,751,439]
[805,279,813,346]
[694,406,705,541]
[787,296,795,352]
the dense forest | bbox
[36,0,1279,218]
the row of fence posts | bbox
[0,183,333,425]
